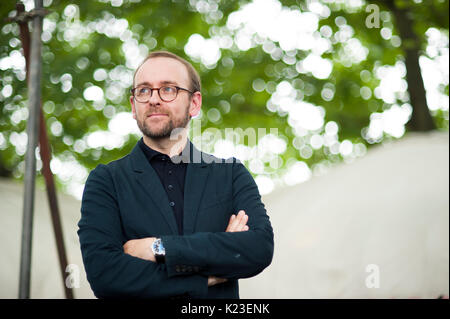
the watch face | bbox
[152,239,166,263]
[153,239,165,255]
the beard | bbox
[136,105,191,140]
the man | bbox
[78,51,274,298]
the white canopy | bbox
[240,131,449,298]
[0,131,448,298]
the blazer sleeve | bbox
[161,160,274,280]
[78,164,208,298]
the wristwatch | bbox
[151,238,166,264]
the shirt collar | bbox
[138,138,190,164]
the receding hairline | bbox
[132,52,201,92]
[133,57,190,87]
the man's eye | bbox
[138,87,150,95]
[162,86,176,93]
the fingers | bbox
[226,211,242,232]
[225,215,234,232]
[236,211,248,231]
[226,210,249,232]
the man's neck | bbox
[142,130,188,157]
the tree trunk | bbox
[387,1,436,131]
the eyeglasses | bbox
[131,85,193,103]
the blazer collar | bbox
[131,138,208,171]
[130,138,210,235]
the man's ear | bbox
[130,96,136,119]
[189,91,202,118]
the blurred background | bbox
[0,0,448,298]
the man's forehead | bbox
[135,57,189,85]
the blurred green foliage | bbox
[0,0,448,192]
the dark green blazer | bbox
[78,140,274,299]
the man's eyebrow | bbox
[135,81,151,87]
[135,80,179,87]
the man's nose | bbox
[148,89,162,105]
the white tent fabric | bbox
[239,131,449,298]
[0,177,95,299]
[0,131,448,298]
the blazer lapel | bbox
[181,143,210,235]
[130,143,179,235]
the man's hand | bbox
[123,237,157,262]
[209,210,249,287]
[225,210,250,232]
[208,276,228,286]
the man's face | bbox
[131,57,201,139]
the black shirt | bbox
[138,138,188,235]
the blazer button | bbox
[181,265,187,272]
[175,265,181,272]
[169,201,175,207]
[168,184,173,191]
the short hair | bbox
[132,51,201,93]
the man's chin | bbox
[139,119,189,140]
[143,130,171,139]
[138,121,169,138]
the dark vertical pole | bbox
[384,0,436,131]
[38,113,74,299]
[16,2,74,300]
[19,0,44,299]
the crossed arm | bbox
[123,210,250,287]
[78,162,273,298]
